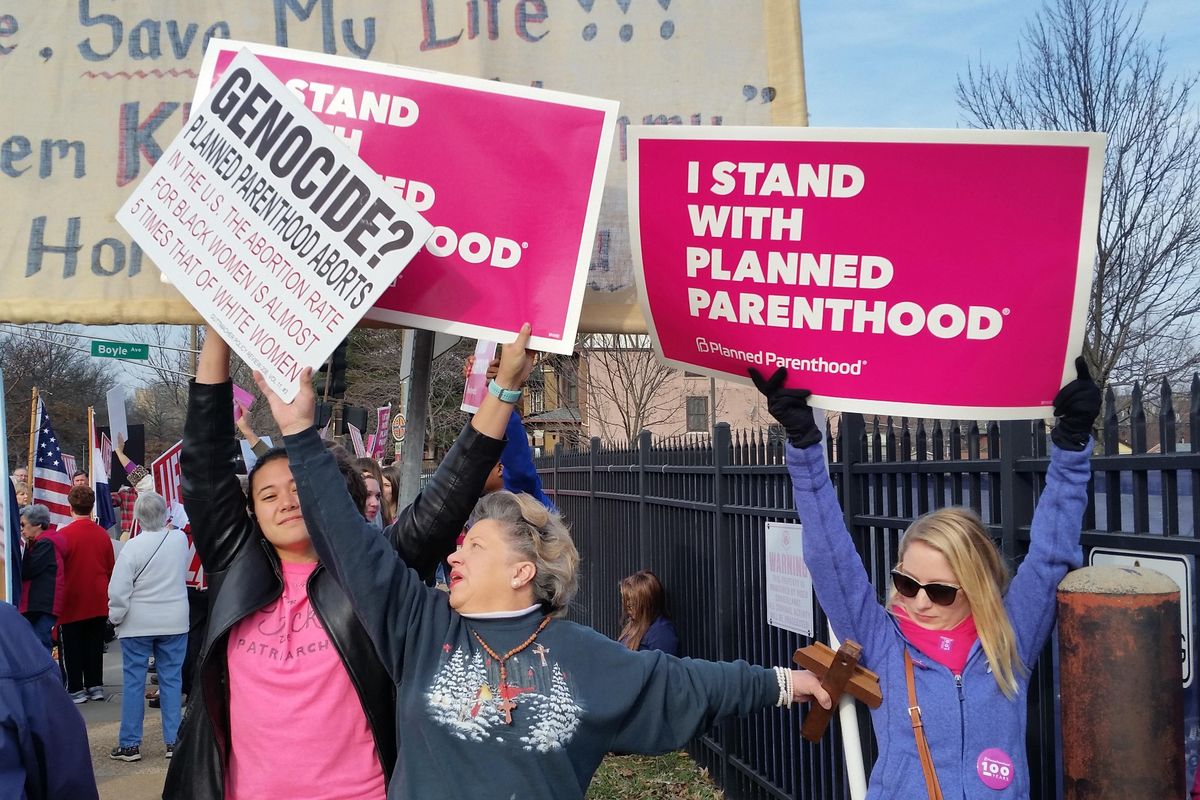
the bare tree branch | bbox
[957,0,1200,387]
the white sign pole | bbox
[825,624,868,800]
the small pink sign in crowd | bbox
[630,127,1105,419]
[198,41,618,356]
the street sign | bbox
[1089,547,1194,688]
[391,413,406,442]
[91,340,149,360]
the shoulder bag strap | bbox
[905,649,945,800]
[132,530,170,586]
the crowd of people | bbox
[9,331,1185,800]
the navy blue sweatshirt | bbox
[285,426,781,799]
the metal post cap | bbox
[1057,565,1179,595]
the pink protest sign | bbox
[232,383,254,420]
[630,127,1106,419]
[373,406,391,460]
[197,41,618,355]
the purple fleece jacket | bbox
[786,439,1091,799]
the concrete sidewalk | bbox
[76,645,172,800]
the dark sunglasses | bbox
[891,569,962,606]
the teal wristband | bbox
[487,379,522,403]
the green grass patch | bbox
[588,751,724,799]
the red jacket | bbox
[57,518,115,624]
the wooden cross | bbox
[497,695,518,725]
[793,640,882,743]
[533,643,549,667]
[495,681,535,725]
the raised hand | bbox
[495,324,534,391]
[462,355,501,382]
[748,367,822,448]
[252,368,316,437]
[1050,356,1101,451]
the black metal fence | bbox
[536,377,1200,800]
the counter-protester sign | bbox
[118,48,432,401]
[197,40,619,355]
[630,127,1106,420]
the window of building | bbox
[558,356,579,407]
[525,368,546,415]
[767,424,786,445]
[686,396,709,432]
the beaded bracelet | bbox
[774,666,791,708]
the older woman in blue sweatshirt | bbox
[752,359,1100,799]
[254,325,833,800]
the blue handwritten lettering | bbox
[0,14,18,55]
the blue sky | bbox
[800,0,1200,128]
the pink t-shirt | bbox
[225,560,386,800]
[893,605,979,676]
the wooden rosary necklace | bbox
[472,616,552,724]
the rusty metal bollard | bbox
[1058,565,1184,799]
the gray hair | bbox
[133,491,170,531]
[20,504,51,529]
[470,491,578,618]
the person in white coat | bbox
[107,491,190,762]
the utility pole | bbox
[398,329,434,509]
[189,325,198,376]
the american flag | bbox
[347,422,367,457]
[32,399,73,526]
[62,453,77,476]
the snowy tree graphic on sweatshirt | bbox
[520,663,582,752]
[425,644,582,748]
[426,648,500,740]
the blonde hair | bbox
[894,507,1025,699]
[471,491,579,618]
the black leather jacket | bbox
[163,381,504,799]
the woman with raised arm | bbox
[750,358,1100,800]
[254,324,832,800]
[163,330,509,800]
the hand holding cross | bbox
[793,640,883,742]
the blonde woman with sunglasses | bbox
[751,359,1100,800]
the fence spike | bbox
[1103,386,1119,454]
[1131,382,1146,453]
[916,419,927,461]
[1160,377,1176,454]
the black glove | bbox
[1050,356,1101,451]
[748,367,822,448]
